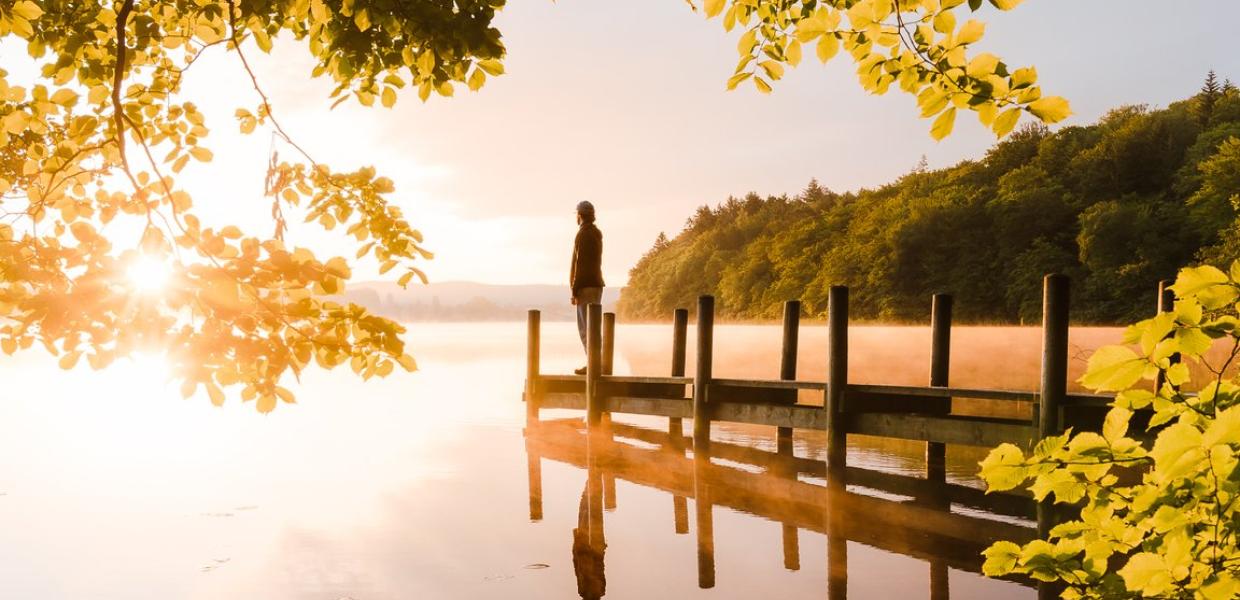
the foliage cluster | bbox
[978,263,1240,598]
[619,77,1240,324]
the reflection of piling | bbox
[930,558,949,600]
[927,294,952,487]
[826,286,848,476]
[827,508,847,600]
[670,308,688,439]
[525,309,540,422]
[693,453,716,589]
[586,304,603,427]
[527,450,543,521]
[673,494,689,535]
[693,296,714,454]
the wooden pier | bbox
[524,276,1126,466]
[523,275,1167,598]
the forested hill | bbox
[618,75,1240,324]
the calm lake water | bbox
[0,321,1125,599]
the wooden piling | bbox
[586,303,604,427]
[778,300,800,453]
[670,308,689,438]
[1154,280,1177,392]
[694,296,715,453]
[927,294,952,484]
[602,312,616,376]
[526,309,541,422]
[1038,274,1070,538]
[826,286,849,475]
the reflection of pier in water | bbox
[524,417,1036,598]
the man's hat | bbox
[576,200,595,215]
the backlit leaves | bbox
[979,261,1240,596]
[693,0,1070,138]
[0,0,504,410]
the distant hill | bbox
[620,77,1240,324]
[340,281,622,321]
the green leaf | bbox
[981,541,1022,576]
[1118,553,1173,596]
[1079,345,1146,392]
[979,443,1028,491]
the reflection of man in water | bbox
[571,483,606,599]
[570,201,604,375]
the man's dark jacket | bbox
[571,222,605,296]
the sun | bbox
[126,255,172,295]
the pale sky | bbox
[12,0,1240,286]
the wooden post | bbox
[526,309,541,422]
[1038,275,1070,534]
[927,294,952,484]
[602,312,616,376]
[586,303,603,427]
[826,286,849,476]
[1154,280,1178,392]
[694,296,715,453]
[778,300,800,453]
[779,299,802,572]
[827,509,848,600]
[670,308,689,438]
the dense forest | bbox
[619,74,1240,324]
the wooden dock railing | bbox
[524,275,1128,458]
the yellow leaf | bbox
[816,34,839,63]
[930,107,955,140]
[759,60,784,81]
[1028,96,1071,123]
[477,59,504,76]
[206,383,225,407]
[257,395,277,413]
[965,52,998,79]
[786,40,802,66]
[932,10,955,34]
[955,19,984,45]
[467,68,486,91]
[753,76,772,94]
[189,146,214,162]
[381,86,397,108]
[354,8,371,31]
[1011,66,1037,88]
[704,0,725,18]
[50,88,78,107]
[12,1,44,20]
[1079,345,1146,392]
[58,352,80,370]
[992,107,1021,137]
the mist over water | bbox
[0,321,1127,599]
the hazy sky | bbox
[14,0,1240,286]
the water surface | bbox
[0,322,1123,599]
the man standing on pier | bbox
[571,201,605,375]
